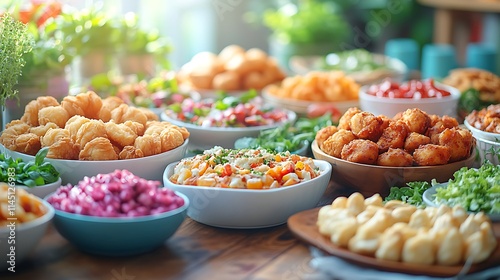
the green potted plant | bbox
[260,0,351,69]
[117,13,172,77]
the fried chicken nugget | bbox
[41,128,71,147]
[46,137,80,160]
[14,133,41,155]
[79,137,119,160]
[338,107,361,130]
[134,135,161,157]
[427,115,461,144]
[159,128,184,152]
[105,121,137,148]
[399,108,431,135]
[341,139,379,164]
[321,129,356,158]
[315,126,338,148]
[123,121,145,136]
[99,96,125,122]
[377,148,414,167]
[137,107,159,121]
[61,91,102,119]
[404,132,431,154]
[119,146,144,160]
[38,106,70,128]
[377,120,408,152]
[438,128,473,162]
[111,104,148,126]
[20,96,59,126]
[0,121,31,151]
[413,144,451,166]
[29,122,58,137]
[65,115,91,142]
[349,112,384,142]
[144,121,169,135]
[75,120,107,149]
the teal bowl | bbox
[45,192,189,257]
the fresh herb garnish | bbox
[0,147,60,187]
[385,181,435,207]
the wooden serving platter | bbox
[287,207,500,277]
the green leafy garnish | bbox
[434,162,500,214]
[385,181,435,207]
[0,147,60,187]
[458,88,496,116]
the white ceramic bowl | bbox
[311,140,476,197]
[160,111,296,151]
[475,136,500,166]
[162,160,332,229]
[464,119,500,142]
[17,177,62,198]
[289,53,408,85]
[0,196,54,270]
[359,82,460,118]
[1,140,189,186]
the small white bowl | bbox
[359,82,460,118]
[2,140,189,185]
[475,136,500,166]
[162,160,332,229]
[17,177,62,198]
[464,119,500,142]
[161,111,296,151]
[0,196,54,270]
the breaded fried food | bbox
[41,128,71,147]
[349,112,384,142]
[134,135,161,157]
[0,121,31,151]
[79,137,119,160]
[61,91,103,119]
[438,128,473,162]
[413,144,451,166]
[119,146,144,159]
[338,107,361,130]
[75,119,107,149]
[399,108,431,135]
[46,137,80,160]
[38,106,70,128]
[427,115,460,144]
[377,148,414,167]
[315,126,338,148]
[137,107,159,121]
[341,139,379,164]
[105,121,137,148]
[65,115,91,142]
[29,122,58,137]
[111,104,148,126]
[404,132,431,154]
[99,96,125,122]
[20,96,59,126]
[159,129,184,152]
[377,120,408,152]
[321,129,356,158]
[123,121,145,136]
[144,121,170,136]
[14,133,41,155]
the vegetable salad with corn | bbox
[169,146,321,189]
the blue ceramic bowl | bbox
[46,192,189,256]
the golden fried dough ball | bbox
[14,133,41,155]
[377,148,414,167]
[0,121,31,151]
[41,128,71,147]
[212,71,241,91]
[20,96,59,126]
[46,137,80,160]
[65,115,91,142]
[427,115,460,144]
[111,104,148,127]
[438,128,473,162]
[399,108,431,135]
[79,137,119,161]
[137,107,159,121]
[61,91,103,119]
[349,112,384,142]
[413,144,451,166]
[219,44,246,64]
[170,125,190,140]
[159,129,184,152]
[124,121,145,136]
[134,135,161,157]
[337,107,362,130]
[321,129,356,158]
[105,121,137,148]
[315,126,338,148]
[341,139,379,164]
[377,121,409,152]
[75,119,107,149]
[99,96,125,122]
[404,132,431,154]
[38,106,69,128]
[29,122,59,137]
[119,146,144,160]
[243,71,267,90]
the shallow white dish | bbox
[1,140,189,186]
[464,119,500,142]
[358,82,460,118]
[161,110,296,151]
[423,183,500,222]
[162,159,332,229]
[17,177,62,198]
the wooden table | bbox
[1,180,353,280]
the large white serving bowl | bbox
[359,82,461,118]
[0,194,54,270]
[161,110,296,151]
[1,140,189,186]
[162,159,332,229]
[464,119,500,142]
